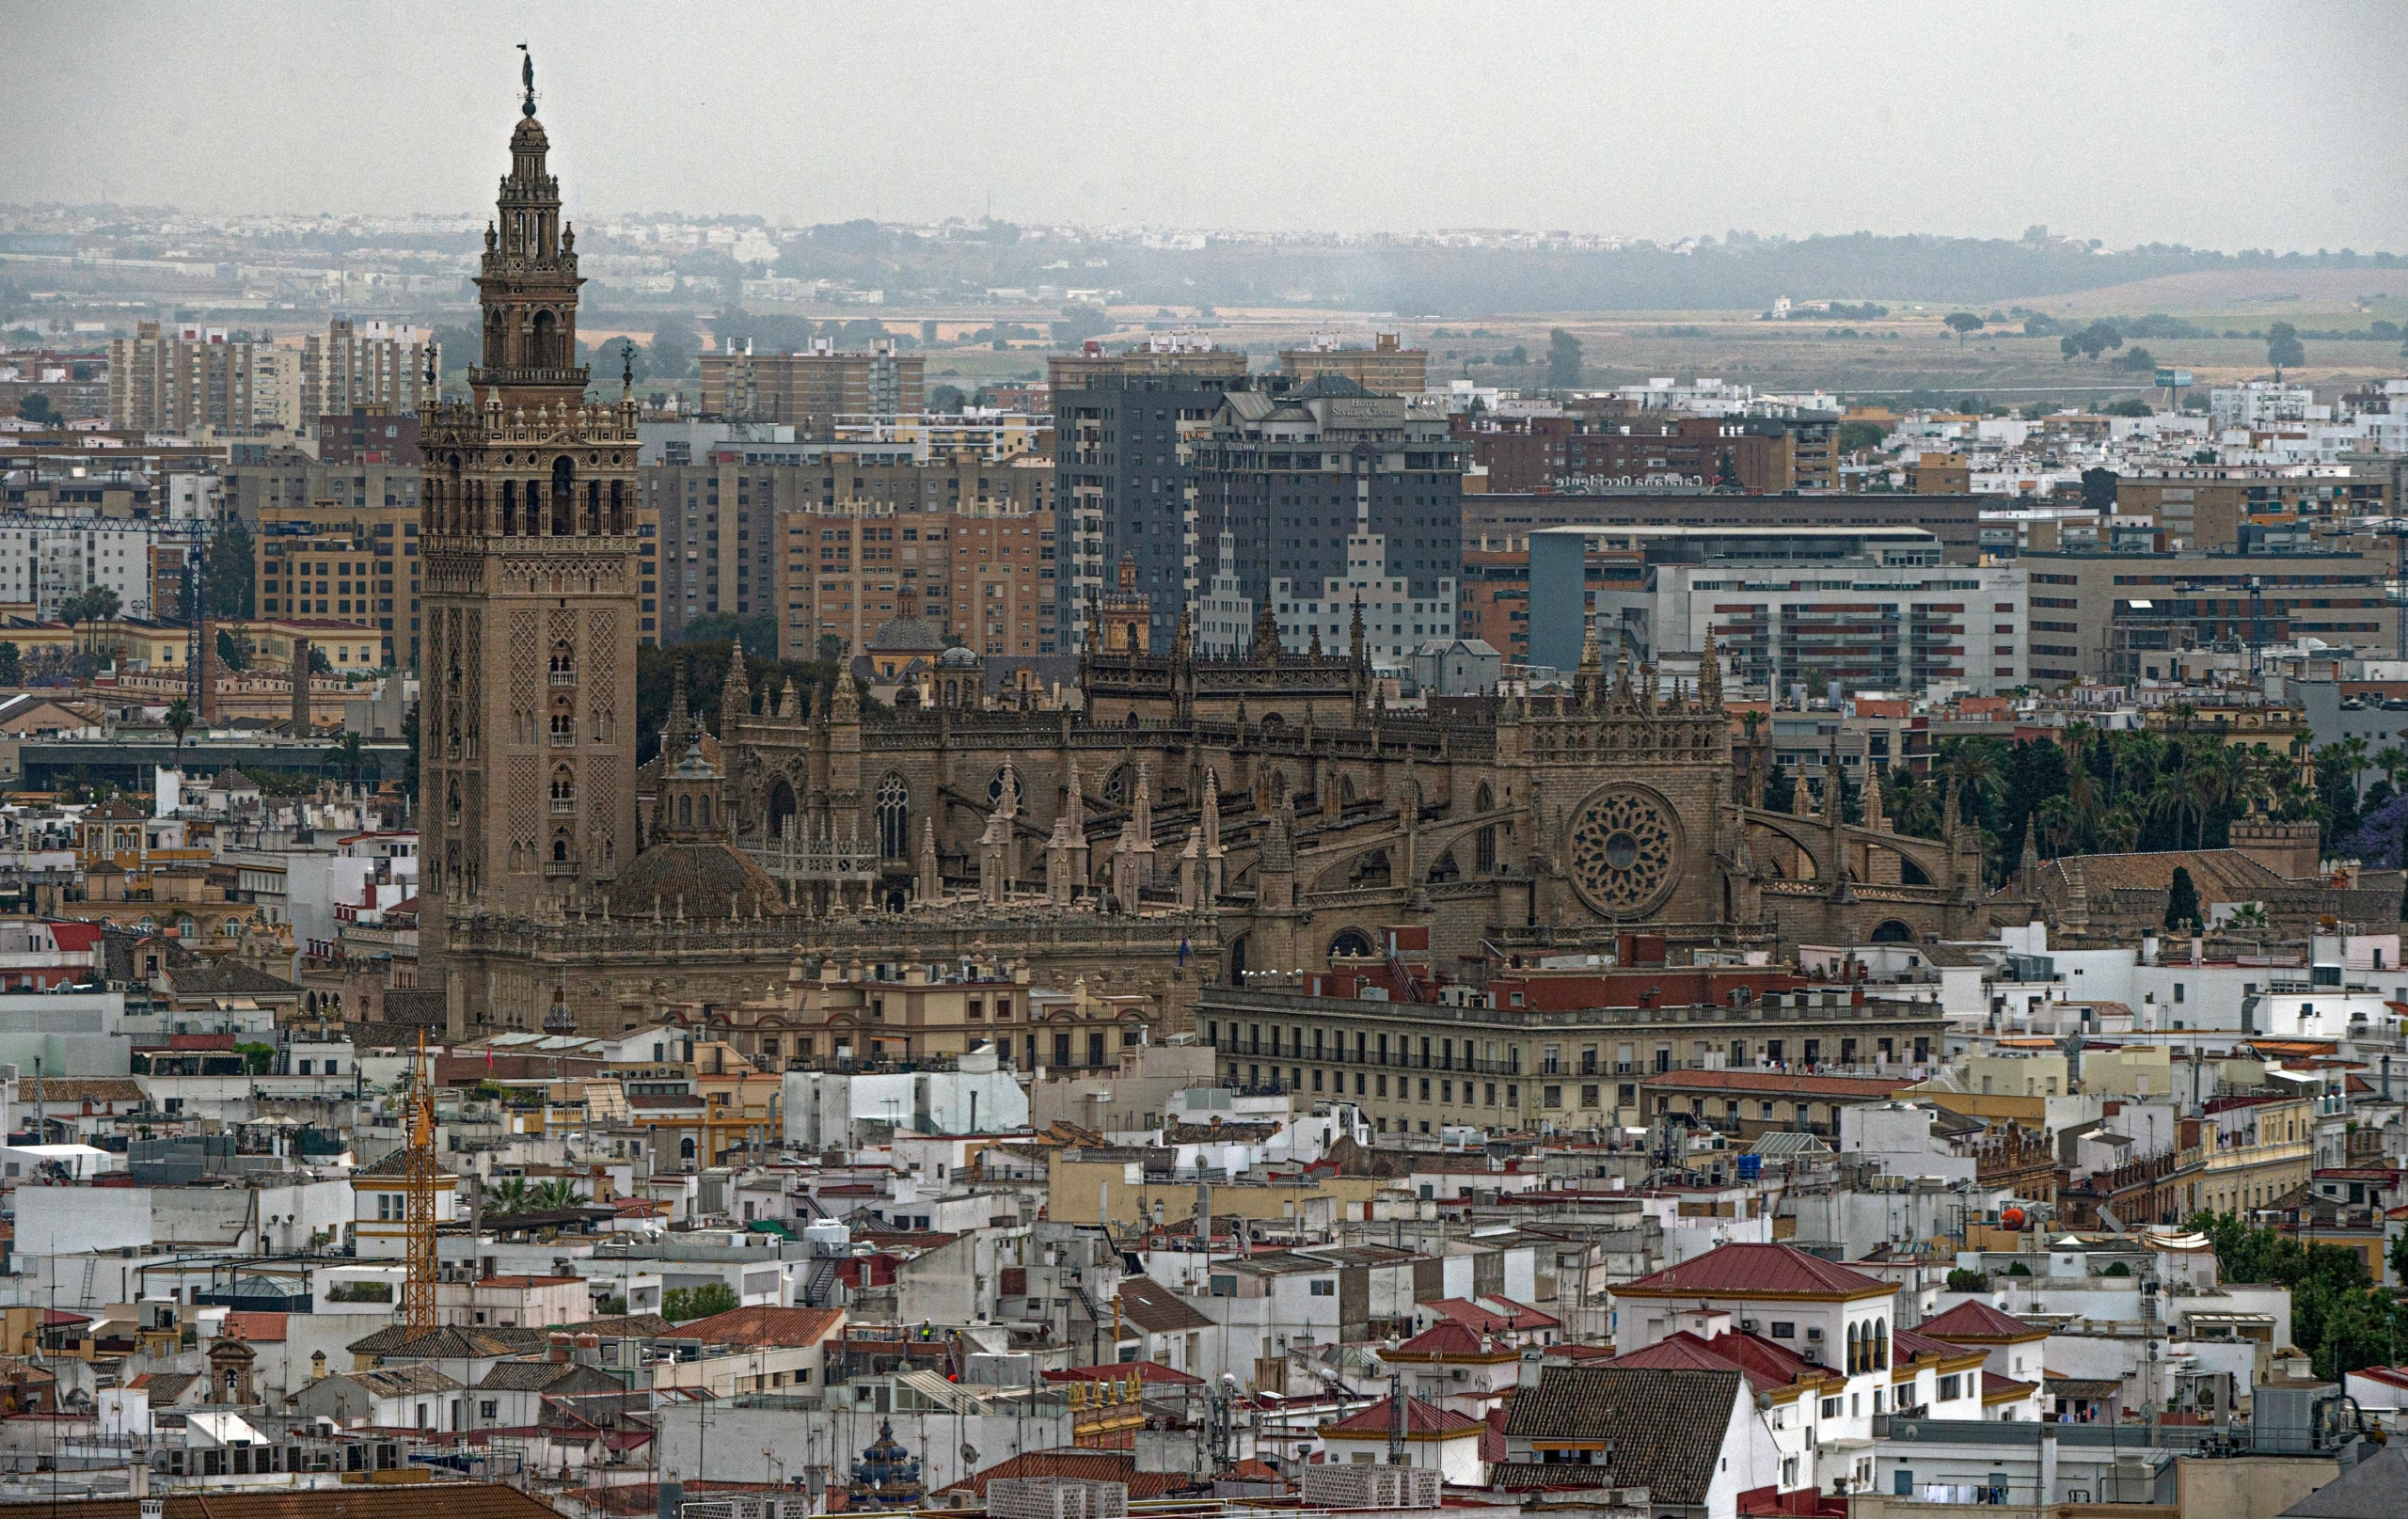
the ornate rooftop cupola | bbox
[475,47,583,394]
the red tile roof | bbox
[220,1312,287,1342]
[1920,1301,2045,1342]
[1617,1243,1891,1299]
[1429,1296,1560,1333]
[1393,1321,1496,1356]
[0,1484,563,1519]
[1321,1394,1482,1436]
[938,1449,1193,1499]
[1982,1372,2038,1402]
[1640,1069,1920,1099]
[1608,1330,1818,1396]
[1045,1361,1203,1386]
[663,1305,844,1346]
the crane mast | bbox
[402,1031,439,1330]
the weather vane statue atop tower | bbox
[517,42,536,117]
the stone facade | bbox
[420,76,643,1027]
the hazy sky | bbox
[8,2,2405,250]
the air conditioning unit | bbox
[1739,1319,1758,1333]
[1806,1327,1825,1341]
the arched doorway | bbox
[1869,919,1914,943]
[1228,933,1250,982]
[766,777,798,841]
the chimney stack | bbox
[290,636,312,736]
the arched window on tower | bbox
[531,309,560,370]
[677,794,692,829]
[550,766,575,812]
[551,457,575,536]
[501,481,518,537]
[877,773,911,860]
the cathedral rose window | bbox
[1567,785,1682,916]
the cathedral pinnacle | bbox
[1699,627,1723,711]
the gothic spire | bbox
[1699,626,1723,711]
[721,641,751,725]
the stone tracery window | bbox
[1566,785,1681,916]
[877,773,910,860]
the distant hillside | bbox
[761,225,2406,317]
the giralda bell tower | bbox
[420,55,641,1023]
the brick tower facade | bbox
[420,60,642,1027]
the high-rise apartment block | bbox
[1193,374,1467,656]
[1048,337,1248,651]
[1277,331,1429,396]
[699,341,925,437]
[302,318,438,430]
[640,451,1053,655]
[254,494,424,670]
[108,324,288,435]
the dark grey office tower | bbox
[1193,374,1467,641]
[1048,340,1248,650]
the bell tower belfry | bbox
[420,55,642,1032]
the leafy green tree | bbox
[2267,321,2305,369]
[1837,419,1891,454]
[816,632,845,661]
[662,1282,739,1323]
[2117,345,2157,373]
[927,384,966,413]
[647,323,699,383]
[2080,467,2120,512]
[1545,328,1583,388]
[17,391,56,425]
[682,611,778,658]
[215,626,248,672]
[0,641,19,687]
[207,520,255,620]
[1943,312,1985,343]
[2163,865,2199,931]
[234,1042,276,1075]
[400,700,420,801]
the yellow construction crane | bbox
[402,1030,439,1330]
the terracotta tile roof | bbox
[1428,1296,1560,1333]
[1920,1300,2045,1342]
[1608,1330,1820,1396]
[0,1484,563,1519]
[1501,1365,1743,1507]
[662,1305,844,1347]
[1982,1371,2038,1402]
[1045,1361,1202,1386]
[1616,1243,1892,1299]
[1393,1321,1494,1357]
[24,1079,143,1104]
[345,1324,545,1358]
[1890,1325,1979,1365]
[1320,1393,1481,1436]
[1116,1276,1213,1335]
[2041,848,2289,898]
[1641,1068,1921,1099]
[221,1312,286,1342]
[937,1448,1194,1499]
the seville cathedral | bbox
[420,82,1992,1048]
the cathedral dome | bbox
[867,612,947,656]
[511,115,549,152]
[606,835,790,919]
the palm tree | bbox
[482,1176,532,1217]
[165,698,194,767]
[1943,743,2005,828]
[2037,795,2077,857]
[334,729,366,789]
[2152,766,2207,851]
[2100,805,2143,853]
[529,1178,586,1212]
